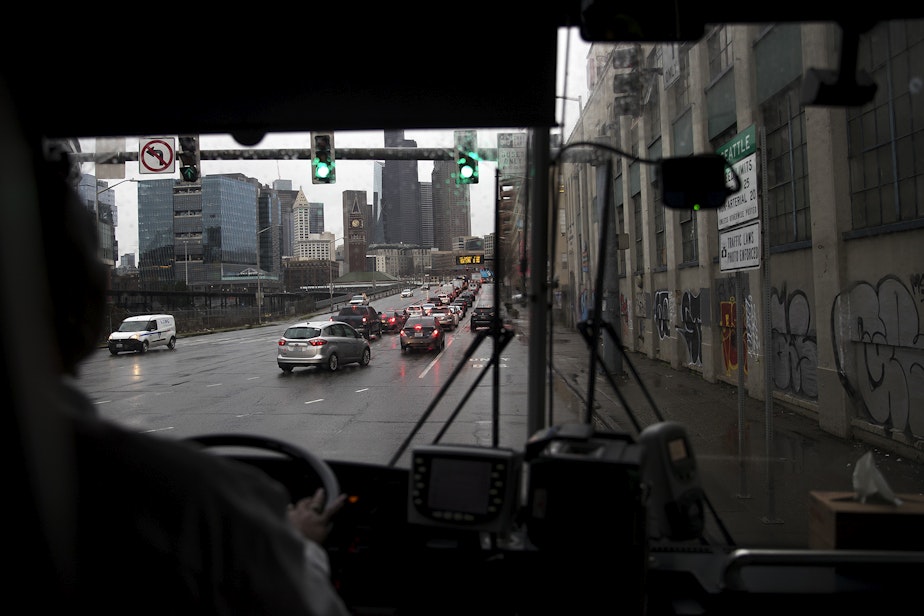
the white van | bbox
[108,314,177,355]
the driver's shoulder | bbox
[71,412,290,511]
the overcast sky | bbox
[84,28,590,262]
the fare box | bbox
[808,491,924,550]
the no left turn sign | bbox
[139,137,176,174]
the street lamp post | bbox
[329,236,344,312]
[183,240,188,286]
[94,177,137,266]
[256,226,272,325]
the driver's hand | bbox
[288,488,347,544]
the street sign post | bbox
[497,132,527,179]
[720,220,761,272]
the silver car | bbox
[431,306,458,330]
[277,320,371,373]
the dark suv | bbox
[470,305,495,333]
[334,305,383,339]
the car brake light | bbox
[309,339,327,347]
[431,330,440,339]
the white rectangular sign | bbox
[717,151,758,230]
[497,132,527,178]
[720,220,761,272]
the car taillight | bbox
[309,339,327,346]
[430,329,440,339]
[278,339,286,346]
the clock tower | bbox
[343,191,369,274]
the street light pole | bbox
[94,177,137,266]
[329,236,344,313]
[184,240,188,286]
[256,226,271,325]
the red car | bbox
[380,310,408,333]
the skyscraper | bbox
[430,159,471,251]
[382,129,422,246]
[308,201,325,234]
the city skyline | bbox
[82,29,591,263]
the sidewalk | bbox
[511,313,924,549]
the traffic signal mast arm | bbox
[80,147,501,164]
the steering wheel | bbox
[184,433,341,512]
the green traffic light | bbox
[181,165,199,182]
[457,153,478,183]
[316,163,331,179]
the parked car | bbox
[400,288,414,298]
[400,316,445,353]
[431,306,458,330]
[276,320,371,373]
[380,309,407,333]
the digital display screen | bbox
[428,458,492,515]
[668,437,688,462]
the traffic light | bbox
[454,130,479,185]
[312,132,336,184]
[178,136,200,182]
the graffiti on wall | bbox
[911,272,924,302]
[677,289,705,365]
[744,294,761,357]
[619,293,631,341]
[716,277,749,375]
[770,285,818,399]
[635,291,649,345]
[832,275,924,441]
[654,289,674,340]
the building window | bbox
[763,87,811,246]
[615,174,626,276]
[707,25,733,82]
[644,48,661,140]
[633,193,644,273]
[654,201,665,267]
[847,20,924,230]
[669,44,691,117]
[680,209,698,263]
[647,138,664,268]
